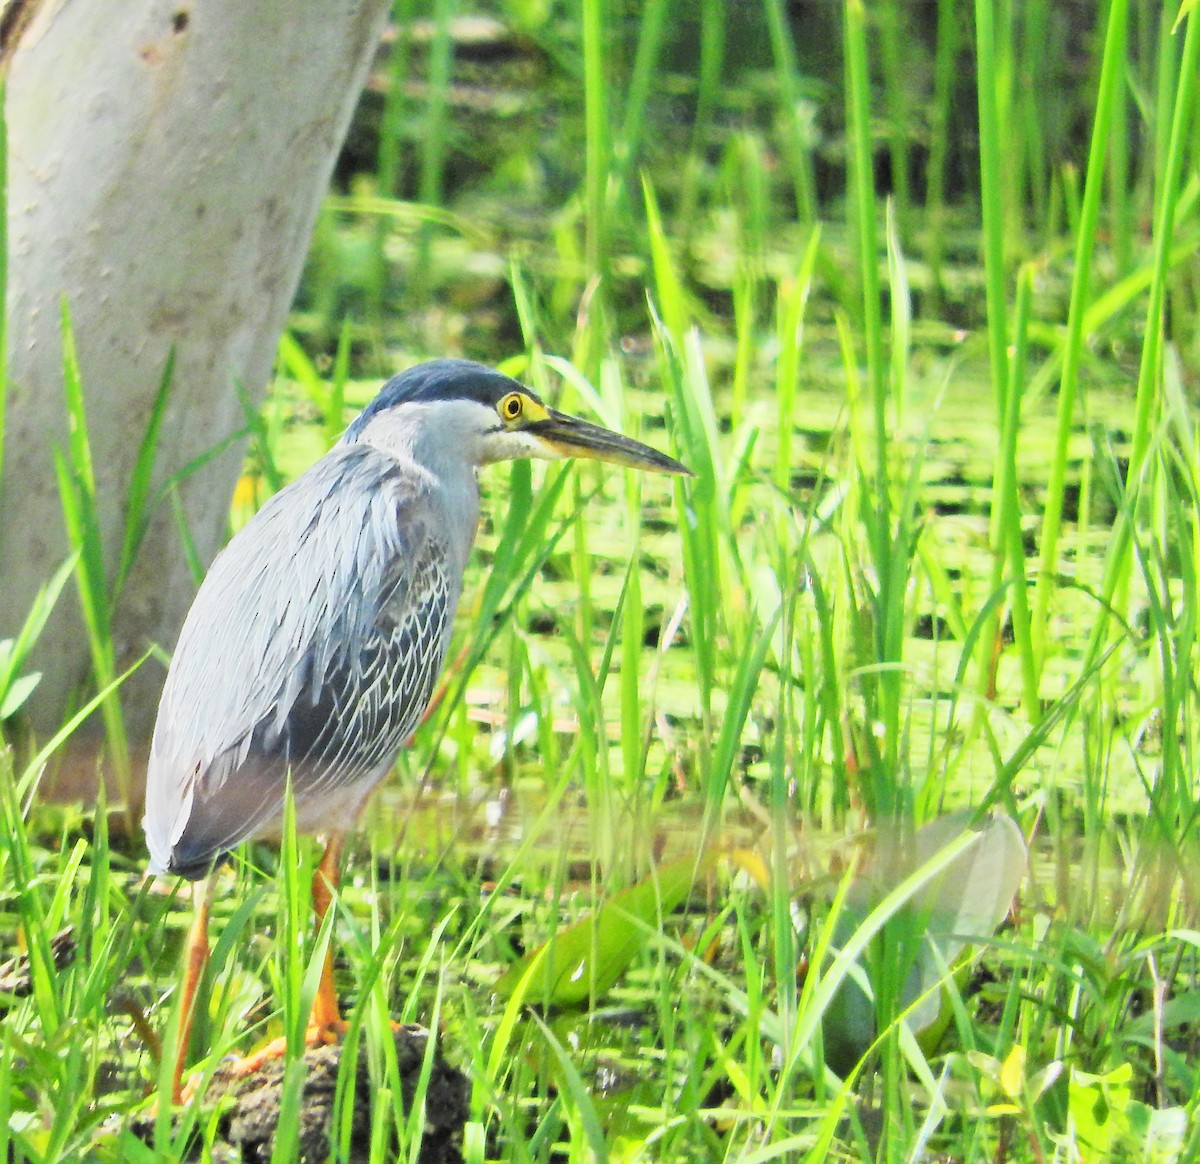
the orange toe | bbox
[227,1020,349,1079]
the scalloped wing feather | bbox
[144,443,474,878]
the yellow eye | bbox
[499,392,524,422]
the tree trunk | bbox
[1,0,390,780]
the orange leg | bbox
[224,833,348,1081]
[310,832,345,1030]
[172,876,212,1104]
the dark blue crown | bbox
[343,359,527,442]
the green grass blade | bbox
[55,302,133,814]
[1033,0,1131,675]
[115,347,176,597]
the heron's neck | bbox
[355,402,485,467]
[353,404,483,544]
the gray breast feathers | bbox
[144,443,474,878]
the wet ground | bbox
[186,1026,468,1164]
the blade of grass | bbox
[1092,7,1199,629]
[973,0,1011,432]
[1032,0,1130,676]
[986,263,1038,720]
[415,0,457,297]
[528,1013,609,1163]
[0,554,77,720]
[55,302,133,819]
[844,0,887,490]
[762,0,817,221]
[582,0,611,293]
[615,0,668,190]
[925,0,958,310]
[115,348,176,598]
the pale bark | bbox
[1,0,391,754]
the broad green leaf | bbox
[495,851,718,1007]
[1069,1062,1133,1160]
[823,813,1027,1071]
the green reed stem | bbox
[582,0,610,285]
[416,0,457,293]
[991,264,1038,721]
[1033,0,1130,676]
[115,349,175,599]
[1008,319,1039,721]
[974,0,1011,430]
[763,0,817,222]
[925,0,957,309]
[844,0,887,507]
[1017,5,1050,241]
[1084,4,1199,667]
[773,229,820,504]
[878,1,910,236]
[376,5,413,200]
[54,304,133,821]
[1128,8,1197,480]
[616,0,668,187]
[691,0,725,154]
[846,0,914,805]
[370,0,414,319]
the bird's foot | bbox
[176,1072,203,1107]
[174,1019,349,1105]
[227,1018,350,1079]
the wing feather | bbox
[144,442,475,878]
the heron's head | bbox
[344,359,693,477]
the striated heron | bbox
[143,358,691,1101]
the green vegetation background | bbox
[4,1,1200,1161]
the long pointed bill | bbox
[525,409,695,477]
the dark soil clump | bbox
[200,1025,467,1163]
